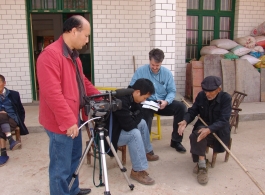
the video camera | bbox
[84,88,134,119]
[70,89,135,192]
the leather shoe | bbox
[77,188,91,195]
[170,140,186,153]
[146,151,159,161]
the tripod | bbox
[69,116,135,195]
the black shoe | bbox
[77,188,91,195]
[170,140,186,153]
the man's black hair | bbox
[0,74,5,82]
[149,48,165,63]
[63,15,83,33]
[131,78,155,96]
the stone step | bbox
[24,101,265,134]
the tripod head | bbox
[84,88,134,129]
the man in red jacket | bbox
[37,15,99,195]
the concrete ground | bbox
[1,103,265,195]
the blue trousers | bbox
[117,119,153,171]
[46,129,82,195]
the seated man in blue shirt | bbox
[0,74,29,166]
[129,48,187,153]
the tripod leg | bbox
[69,137,94,190]
[105,136,135,191]
[98,131,111,195]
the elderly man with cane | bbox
[178,76,232,185]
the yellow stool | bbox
[150,113,162,142]
[95,86,118,91]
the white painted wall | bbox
[1,0,265,102]
[175,0,187,95]
[93,0,186,95]
[92,0,151,88]
[0,0,32,103]
[234,0,265,38]
[150,0,176,74]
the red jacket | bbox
[37,36,100,134]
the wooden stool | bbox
[12,126,21,142]
[7,126,22,149]
[231,91,247,133]
[206,108,241,167]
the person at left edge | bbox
[0,74,29,166]
[37,15,100,195]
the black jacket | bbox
[7,90,29,135]
[183,91,231,153]
[105,94,142,156]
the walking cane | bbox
[182,98,265,195]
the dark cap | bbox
[201,76,222,91]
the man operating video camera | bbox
[37,15,99,195]
[107,78,159,185]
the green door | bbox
[26,0,94,100]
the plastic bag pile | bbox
[200,22,265,72]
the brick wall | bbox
[234,0,265,38]
[0,0,32,103]
[150,0,176,74]
[92,0,151,87]
[175,0,187,95]
[93,0,187,96]
[1,0,262,102]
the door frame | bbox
[26,0,94,100]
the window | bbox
[31,0,57,9]
[186,0,235,61]
[30,0,89,11]
[63,0,88,9]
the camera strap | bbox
[107,111,113,153]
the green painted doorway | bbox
[26,0,94,100]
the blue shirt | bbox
[130,64,176,104]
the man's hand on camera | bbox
[158,100,168,109]
[66,124,79,139]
